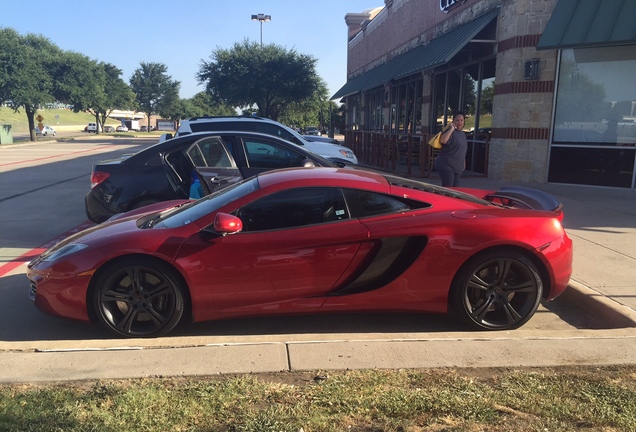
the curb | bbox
[561,280,636,329]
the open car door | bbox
[186,136,243,194]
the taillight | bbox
[90,171,110,189]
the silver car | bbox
[34,126,56,136]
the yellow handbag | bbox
[427,124,452,149]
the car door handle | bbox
[210,177,222,184]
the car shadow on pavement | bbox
[174,312,469,338]
[1,271,616,343]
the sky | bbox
[1,0,381,100]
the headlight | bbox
[40,243,89,262]
[339,149,354,158]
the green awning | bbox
[331,73,370,99]
[537,0,636,50]
[360,50,416,91]
[393,8,499,80]
[331,8,498,99]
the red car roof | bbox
[256,167,391,192]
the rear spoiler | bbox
[484,187,563,212]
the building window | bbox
[432,58,495,174]
[366,88,384,132]
[549,46,636,188]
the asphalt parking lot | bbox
[1,135,635,383]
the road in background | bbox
[1,136,155,251]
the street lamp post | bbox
[251,13,271,47]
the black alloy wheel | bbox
[451,250,543,330]
[93,258,185,337]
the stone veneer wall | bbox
[489,0,558,182]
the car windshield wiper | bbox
[139,202,193,229]
[141,214,162,229]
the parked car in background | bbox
[305,126,321,136]
[116,125,128,132]
[124,120,141,131]
[103,125,115,133]
[161,116,358,165]
[85,130,336,223]
[85,122,102,133]
[34,125,56,136]
[33,166,573,337]
[303,135,340,144]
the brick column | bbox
[489,0,558,182]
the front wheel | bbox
[92,258,185,337]
[451,250,543,330]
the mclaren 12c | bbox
[28,167,573,337]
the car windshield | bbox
[151,177,260,229]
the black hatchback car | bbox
[85,131,335,223]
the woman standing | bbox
[434,112,467,187]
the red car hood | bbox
[106,199,191,222]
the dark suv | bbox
[85,131,334,223]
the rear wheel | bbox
[93,258,185,337]
[451,250,543,330]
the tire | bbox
[92,257,185,337]
[450,250,543,331]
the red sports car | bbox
[27,167,573,338]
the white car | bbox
[34,125,56,136]
[305,126,321,136]
[161,116,358,165]
[85,122,102,133]
[116,125,129,132]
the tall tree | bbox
[0,28,59,140]
[91,63,137,130]
[279,79,329,129]
[130,62,180,131]
[189,92,236,117]
[158,98,193,131]
[50,51,105,130]
[197,40,320,121]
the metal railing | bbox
[345,130,489,178]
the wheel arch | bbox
[448,245,552,304]
[86,253,193,324]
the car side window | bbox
[343,189,411,218]
[187,137,232,168]
[244,138,308,169]
[235,187,349,232]
[254,123,298,143]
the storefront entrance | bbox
[432,58,496,175]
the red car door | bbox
[178,186,379,321]
[180,219,370,321]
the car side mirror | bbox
[303,159,316,168]
[214,212,243,234]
